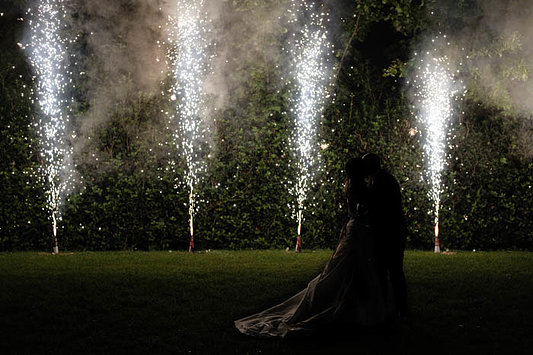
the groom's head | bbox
[345,157,364,180]
[362,153,380,176]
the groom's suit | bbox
[367,168,407,315]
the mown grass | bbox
[0,250,531,354]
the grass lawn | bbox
[0,250,532,354]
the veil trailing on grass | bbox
[234,217,386,338]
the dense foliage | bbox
[1,0,532,251]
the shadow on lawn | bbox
[224,320,407,355]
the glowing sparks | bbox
[410,35,465,252]
[163,1,213,251]
[286,0,334,250]
[25,0,78,254]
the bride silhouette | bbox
[235,158,386,338]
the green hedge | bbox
[1,0,532,251]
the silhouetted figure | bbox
[234,158,386,338]
[362,153,408,317]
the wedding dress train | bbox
[235,217,386,338]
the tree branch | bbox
[334,14,361,87]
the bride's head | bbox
[344,157,365,205]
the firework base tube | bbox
[295,213,302,252]
[188,211,194,253]
[188,236,194,253]
[52,211,59,255]
[434,221,440,253]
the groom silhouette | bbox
[362,153,407,317]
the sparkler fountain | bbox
[163,1,212,252]
[410,36,465,253]
[25,0,77,254]
[286,1,334,252]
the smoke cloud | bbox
[471,0,533,154]
[70,0,299,164]
[73,0,164,139]
[466,0,533,113]
[415,0,533,156]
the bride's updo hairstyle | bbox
[345,157,363,180]
[344,157,365,213]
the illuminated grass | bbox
[0,250,531,354]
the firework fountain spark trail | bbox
[164,1,212,252]
[25,0,77,254]
[410,36,465,253]
[286,1,334,252]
